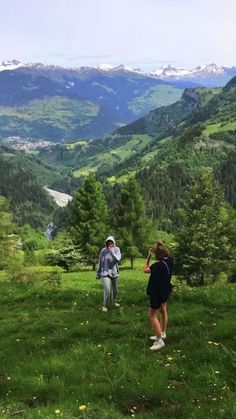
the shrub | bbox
[9,267,61,286]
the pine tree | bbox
[0,197,19,270]
[175,170,233,286]
[68,175,108,270]
[114,177,149,268]
[46,231,80,272]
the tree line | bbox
[1,170,236,287]
[49,171,236,285]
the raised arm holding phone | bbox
[96,236,121,312]
[144,241,174,350]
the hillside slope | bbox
[38,77,236,226]
[0,268,235,418]
[0,67,184,140]
[0,146,65,228]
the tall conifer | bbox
[69,175,108,270]
[175,170,233,285]
[114,177,149,268]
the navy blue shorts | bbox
[149,295,167,310]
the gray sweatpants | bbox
[101,276,118,307]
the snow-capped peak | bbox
[97,63,145,75]
[98,63,116,71]
[0,59,24,71]
[151,64,191,77]
[151,62,232,80]
[201,63,225,74]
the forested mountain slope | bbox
[0,146,63,228]
[4,76,236,229]
[40,77,236,227]
[0,66,184,140]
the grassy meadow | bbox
[0,260,235,419]
[73,135,152,178]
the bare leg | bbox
[160,303,168,333]
[149,308,162,339]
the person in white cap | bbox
[96,236,121,312]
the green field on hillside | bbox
[73,135,152,178]
[0,97,99,128]
[128,85,183,115]
[203,122,236,136]
[0,263,235,418]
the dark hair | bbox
[152,240,170,260]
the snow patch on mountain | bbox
[1,59,236,86]
[0,59,24,71]
[98,63,116,71]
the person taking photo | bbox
[144,240,174,350]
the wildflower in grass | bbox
[167,356,173,361]
[6,376,11,380]
[215,371,220,374]
[55,409,61,414]
[15,338,20,342]
[79,405,86,411]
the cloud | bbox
[72,54,114,60]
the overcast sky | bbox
[0,0,235,70]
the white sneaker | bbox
[114,302,120,307]
[150,332,166,341]
[150,339,165,351]
[101,306,108,312]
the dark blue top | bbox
[147,256,174,300]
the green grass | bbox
[203,122,236,136]
[195,88,221,107]
[0,98,99,126]
[0,262,235,418]
[73,135,152,177]
[128,85,183,116]
[65,141,88,149]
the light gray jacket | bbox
[96,236,121,279]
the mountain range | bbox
[0,59,235,141]
[1,60,236,86]
[0,60,185,141]
[1,62,236,229]
[38,75,236,225]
